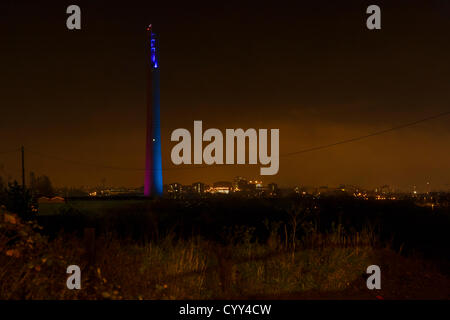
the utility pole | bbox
[21,146,25,189]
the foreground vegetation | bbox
[1,205,379,299]
[2,201,450,299]
[1,181,449,299]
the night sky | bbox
[1,0,449,191]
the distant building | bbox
[167,183,183,198]
[267,183,279,197]
[294,186,307,195]
[192,182,206,194]
[249,180,263,190]
[318,186,329,195]
[210,181,233,194]
[233,176,248,192]
[182,185,194,194]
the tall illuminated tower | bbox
[144,24,163,196]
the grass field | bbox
[2,197,450,299]
[38,199,147,216]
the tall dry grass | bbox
[1,207,377,299]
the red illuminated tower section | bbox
[144,24,163,196]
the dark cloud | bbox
[0,0,449,190]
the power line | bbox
[28,149,214,172]
[26,110,450,171]
[28,150,145,171]
[282,110,450,157]
[0,148,20,155]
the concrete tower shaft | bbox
[144,24,163,196]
